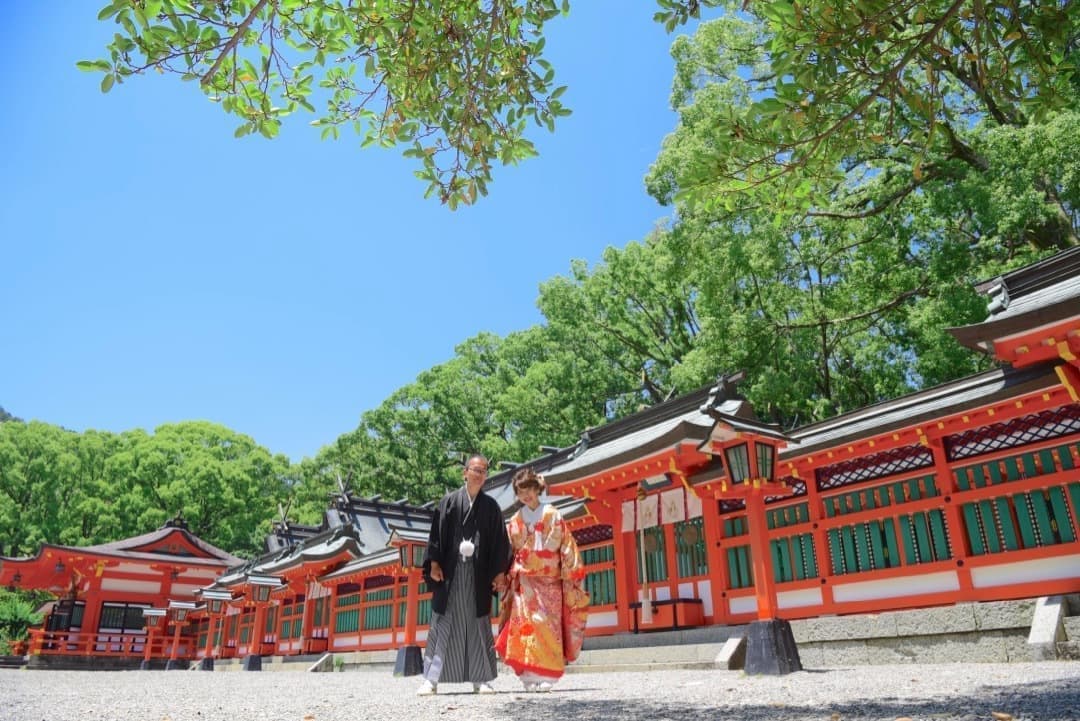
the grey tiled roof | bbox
[2,525,244,568]
[784,362,1062,457]
[319,548,399,581]
[253,528,363,575]
[988,273,1080,323]
[330,496,435,554]
[949,247,1080,352]
[552,405,715,475]
[540,397,748,486]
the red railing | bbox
[27,629,192,660]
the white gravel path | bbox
[2,663,1079,721]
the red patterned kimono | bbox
[495,504,589,681]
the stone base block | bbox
[745,619,802,675]
[393,645,424,677]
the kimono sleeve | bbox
[421,497,445,584]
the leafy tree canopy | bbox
[83,0,574,209]
[646,3,1078,422]
[0,420,294,558]
[54,0,1080,543]
[84,0,1078,216]
[654,0,1078,232]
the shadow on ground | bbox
[489,677,1080,721]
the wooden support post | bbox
[142,627,157,668]
[301,583,318,653]
[746,491,778,620]
[393,567,424,677]
[927,436,974,592]
[403,568,420,646]
[244,602,268,671]
[663,521,680,600]
[79,576,103,655]
[166,620,184,670]
[199,616,216,670]
[803,467,835,609]
[609,490,633,633]
[700,499,728,623]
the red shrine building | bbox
[2,247,1078,668]
[0,519,240,667]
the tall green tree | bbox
[0,421,82,558]
[298,237,705,507]
[84,1,1079,214]
[0,419,293,558]
[646,5,1078,426]
[537,233,701,410]
[655,0,1078,238]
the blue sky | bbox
[1,4,691,462]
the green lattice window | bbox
[335,608,359,633]
[635,526,668,584]
[770,533,818,582]
[963,484,1077,555]
[824,475,939,517]
[767,502,810,529]
[674,518,708,578]
[723,516,753,590]
[362,589,394,630]
[581,543,616,606]
[264,607,277,634]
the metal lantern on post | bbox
[165,600,198,670]
[140,608,167,670]
[700,399,802,675]
[196,589,234,671]
[243,574,282,672]
[251,575,279,604]
[388,527,427,677]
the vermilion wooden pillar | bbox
[166,620,185,670]
[244,602,269,671]
[744,490,778,619]
[79,574,103,655]
[612,493,636,633]
[251,603,268,654]
[402,567,421,647]
[300,583,318,653]
[926,435,974,592]
[392,542,424,677]
[699,500,728,624]
[142,627,157,667]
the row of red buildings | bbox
[3,247,1079,669]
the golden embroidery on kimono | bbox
[495,504,589,680]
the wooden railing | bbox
[26,629,188,660]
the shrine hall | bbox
[2,247,1078,669]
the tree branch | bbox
[201,0,271,87]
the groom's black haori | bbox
[418,455,512,688]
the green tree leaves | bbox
[84,0,571,208]
[645,2,1077,427]
[0,589,44,652]
[664,1,1080,228]
[0,420,292,558]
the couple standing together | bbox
[416,454,590,695]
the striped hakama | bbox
[422,557,498,684]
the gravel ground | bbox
[2,663,1079,721]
